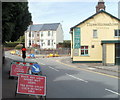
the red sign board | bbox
[10,64,29,76]
[17,74,46,96]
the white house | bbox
[25,23,64,49]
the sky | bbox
[28,0,119,40]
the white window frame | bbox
[81,46,89,56]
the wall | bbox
[56,24,64,44]
[72,12,119,62]
[106,43,115,65]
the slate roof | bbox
[70,10,120,31]
[27,23,60,31]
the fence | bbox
[27,48,71,55]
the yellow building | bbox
[70,1,120,65]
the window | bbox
[29,40,31,45]
[93,30,97,38]
[81,46,88,56]
[48,40,50,46]
[37,40,39,42]
[32,40,34,44]
[37,33,39,37]
[114,30,120,37]
[32,33,34,37]
[29,33,31,37]
[51,40,53,46]
[91,45,95,48]
[48,31,50,36]
[41,32,43,37]
[41,40,44,46]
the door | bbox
[115,43,120,65]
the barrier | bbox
[9,60,46,99]
[9,60,37,77]
[17,74,46,96]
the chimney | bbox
[96,0,106,13]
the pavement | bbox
[56,57,120,78]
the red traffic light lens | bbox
[22,48,26,51]
[30,63,33,65]
[23,62,26,64]
[16,62,20,64]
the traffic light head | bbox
[22,48,26,59]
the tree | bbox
[16,35,25,43]
[2,2,32,43]
[58,40,71,48]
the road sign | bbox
[10,64,29,76]
[17,74,46,96]
[31,64,41,73]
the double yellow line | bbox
[56,60,120,79]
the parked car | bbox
[10,50,16,55]
[47,53,60,57]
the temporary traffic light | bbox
[22,47,26,59]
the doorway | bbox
[115,43,120,65]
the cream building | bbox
[25,23,64,49]
[70,0,120,65]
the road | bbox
[2,51,120,99]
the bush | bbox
[15,44,23,49]
[4,42,19,47]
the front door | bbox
[115,43,120,65]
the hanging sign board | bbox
[17,74,46,96]
[74,27,81,49]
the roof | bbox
[27,23,60,31]
[70,10,120,31]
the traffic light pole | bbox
[22,43,26,62]
[23,58,25,62]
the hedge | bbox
[4,42,24,47]
[15,44,23,49]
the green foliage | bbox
[58,40,71,48]
[2,2,32,43]
[4,42,19,47]
[16,35,25,43]
[15,44,23,49]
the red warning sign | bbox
[10,64,29,76]
[17,74,46,96]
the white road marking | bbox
[105,88,120,96]
[39,62,46,65]
[48,66,59,72]
[65,73,88,83]
[87,68,96,70]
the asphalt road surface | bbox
[2,51,120,99]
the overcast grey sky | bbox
[28,0,119,40]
